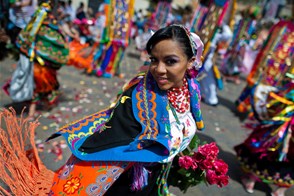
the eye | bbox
[165,58,177,65]
[149,57,158,64]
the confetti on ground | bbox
[47,140,68,162]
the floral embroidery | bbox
[63,177,81,194]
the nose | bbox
[155,61,167,74]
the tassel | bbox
[0,107,54,195]
[131,163,150,191]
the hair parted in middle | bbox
[146,25,195,60]
[146,25,204,78]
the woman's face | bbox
[149,39,193,90]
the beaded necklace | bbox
[167,78,190,114]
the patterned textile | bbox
[48,71,204,195]
[16,3,69,69]
[235,83,294,187]
[49,71,204,162]
[50,155,132,195]
[236,20,294,114]
[167,78,190,113]
[160,109,197,163]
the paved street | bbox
[0,43,293,196]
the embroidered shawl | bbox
[49,71,204,162]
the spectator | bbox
[76,2,86,20]
[7,0,37,44]
[65,0,75,21]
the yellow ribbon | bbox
[267,92,294,106]
[271,105,294,122]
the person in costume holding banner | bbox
[199,24,233,106]
[0,24,209,196]
[2,1,69,119]
[235,73,294,196]
[234,20,294,196]
[189,0,232,106]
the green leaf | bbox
[178,168,188,175]
[189,135,200,151]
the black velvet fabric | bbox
[79,86,142,153]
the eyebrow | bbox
[150,54,180,59]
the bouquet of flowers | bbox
[168,135,229,193]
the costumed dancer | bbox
[234,19,294,196]
[2,1,69,119]
[65,3,107,74]
[0,24,229,195]
[199,24,232,106]
[191,0,231,106]
[234,73,294,196]
[220,6,260,84]
[236,20,294,114]
[153,0,172,29]
[238,22,271,76]
[94,0,135,78]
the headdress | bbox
[170,24,204,77]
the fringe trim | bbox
[0,107,53,195]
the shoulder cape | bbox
[48,72,204,162]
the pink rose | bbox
[213,159,228,175]
[206,169,229,187]
[206,169,217,185]
[216,175,229,188]
[193,152,205,163]
[178,156,198,170]
[198,142,219,160]
[199,159,214,170]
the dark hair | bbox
[146,25,194,59]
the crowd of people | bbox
[0,0,293,195]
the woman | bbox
[49,24,205,195]
[0,24,205,195]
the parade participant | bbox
[235,73,294,196]
[2,1,69,119]
[48,24,206,195]
[200,24,233,106]
[234,20,294,196]
[0,24,212,196]
[221,6,260,84]
[189,0,231,106]
[61,15,80,42]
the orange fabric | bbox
[67,41,95,72]
[51,155,132,195]
[0,108,54,195]
[33,63,59,94]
